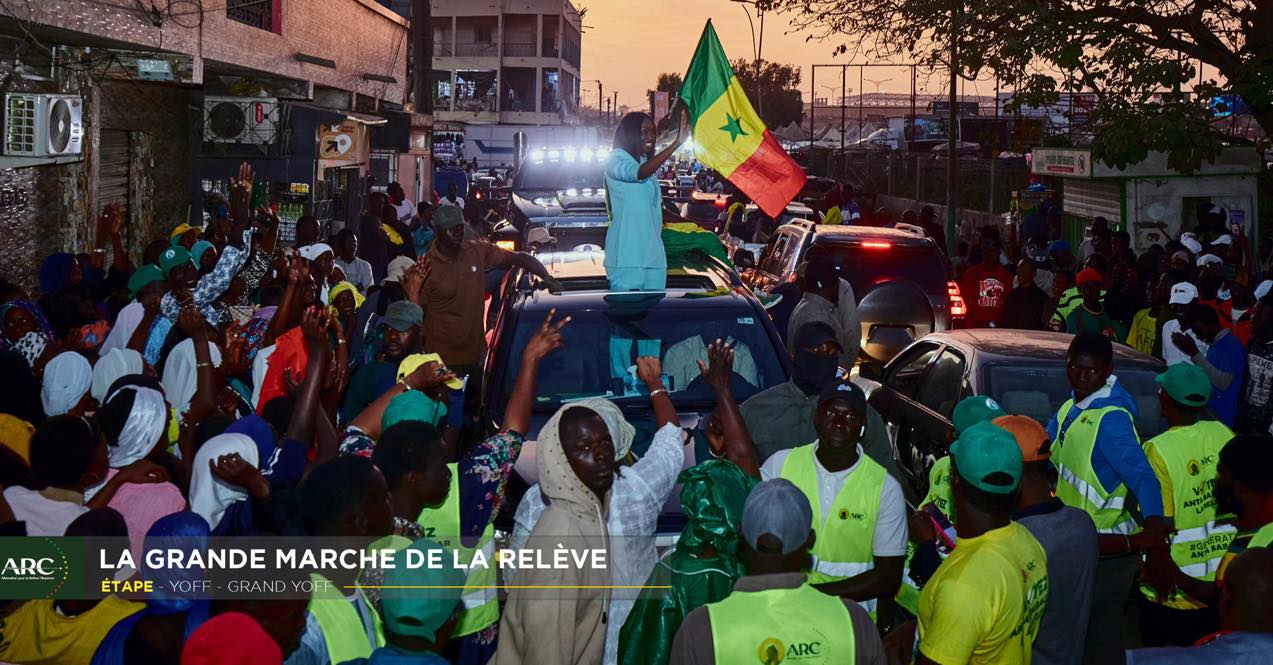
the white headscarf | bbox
[298,243,333,262]
[100,301,145,355]
[41,351,92,416]
[570,397,635,461]
[91,348,144,403]
[190,433,259,530]
[105,386,168,469]
[162,338,222,417]
[251,344,276,410]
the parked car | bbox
[796,175,839,209]
[858,329,1168,501]
[743,219,964,363]
[479,249,792,533]
[679,193,731,230]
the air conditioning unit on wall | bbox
[3,93,84,157]
[203,96,280,145]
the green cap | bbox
[382,390,448,430]
[952,395,1006,435]
[381,538,465,640]
[433,205,464,229]
[950,421,1022,495]
[158,246,194,277]
[127,264,165,297]
[1156,363,1211,408]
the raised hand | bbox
[404,360,457,392]
[177,305,206,340]
[229,162,254,227]
[210,453,268,498]
[287,255,310,285]
[523,308,570,362]
[696,338,735,393]
[300,306,330,355]
[636,356,664,391]
[401,257,430,302]
[117,459,170,485]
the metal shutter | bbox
[100,130,130,217]
[1063,179,1121,223]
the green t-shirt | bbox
[1066,305,1126,340]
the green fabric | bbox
[1155,364,1212,407]
[661,226,732,267]
[381,538,465,641]
[679,22,734,123]
[382,390,448,430]
[617,460,756,665]
[951,396,1006,435]
[1065,305,1127,339]
[950,421,1023,495]
[127,264,165,297]
[342,359,397,423]
[158,247,193,277]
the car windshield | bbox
[515,160,605,191]
[500,304,788,411]
[823,244,949,296]
[985,363,1168,438]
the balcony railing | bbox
[433,42,452,57]
[503,42,538,57]
[455,42,498,57]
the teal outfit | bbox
[604,149,667,291]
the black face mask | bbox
[792,349,838,395]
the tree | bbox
[656,72,683,93]
[732,58,805,130]
[762,0,1273,172]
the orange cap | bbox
[992,415,1052,462]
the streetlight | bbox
[731,0,765,119]
[865,77,892,94]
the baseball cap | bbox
[127,264,165,297]
[384,256,415,284]
[527,227,555,246]
[433,205,464,229]
[382,390,448,429]
[1048,239,1071,254]
[1180,234,1203,255]
[1026,246,1049,263]
[1254,280,1273,302]
[1076,268,1103,286]
[384,301,423,331]
[397,352,464,390]
[168,223,198,243]
[1155,363,1211,408]
[992,415,1052,462]
[1169,282,1199,305]
[741,479,813,555]
[817,378,867,413]
[950,421,1023,494]
[158,247,194,277]
[952,395,1006,434]
[1197,254,1223,267]
[380,538,466,640]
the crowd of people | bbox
[1,113,1273,665]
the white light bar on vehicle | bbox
[528,146,612,163]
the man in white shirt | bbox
[332,229,374,293]
[760,379,907,616]
[386,182,416,226]
[1162,282,1209,366]
[439,182,465,210]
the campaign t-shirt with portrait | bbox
[959,263,1014,328]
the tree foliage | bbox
[656,72,684,93]
[732,58,806,129]
[761,0,1273,172]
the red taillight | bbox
[947,280,967,317]
[714,198,727,208]
[861,241,892,250]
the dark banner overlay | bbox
[0,536,670,601]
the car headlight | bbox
[532,196,560,207]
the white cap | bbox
[1169,282,1199,305]
[1212,234,1234,246]
[1197,254,1223,267]
[1180,235,1203,254]
[527,227,555,246]
[1255,280,1273,302]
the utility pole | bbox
[411,0,432,113]
[945,0,959,255]
[598,81,604,126]
[613,91,619,121]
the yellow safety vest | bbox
[308,573,384,664]
[1140,421,1237,608]
[781,444,885,615]
[1125,309,1160,355]
[1253,522,1273,549]
[1052,401,1139,534]
[707,582,856,665]
[416,462,499,637]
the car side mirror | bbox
[858,361,884,382]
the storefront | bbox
[1031,147,1263,251]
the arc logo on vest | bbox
[755,632,827,663]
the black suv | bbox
[742,220,963,363]
[859,329,1167,500]
[479,249,792,531]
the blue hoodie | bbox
[1046,376,1165,518]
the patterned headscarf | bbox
[0,300,54,351]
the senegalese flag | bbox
[680,20,806,218]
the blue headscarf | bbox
[89,512,212,665]
[191,241,216,272]
[224,414,276,472]
[38,253,78,295]
[0,300,54,351]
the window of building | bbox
[541,69,561,114]
[455,70,497,113]
[433,70,453,111]
[227,0,279,33]
[475,26,493,43]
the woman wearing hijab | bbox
[89,385,185,552]
[1,299,54,353]
[90,348,144,405]
[299,242,335,303]
[189,433,265,536]
[603,107,689,291]
[162,336,222,419]
[327,280,365,343]
[191,241,219,276]
[38,252,83,298]
[91,512,211,665]
[41,351,94,417]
